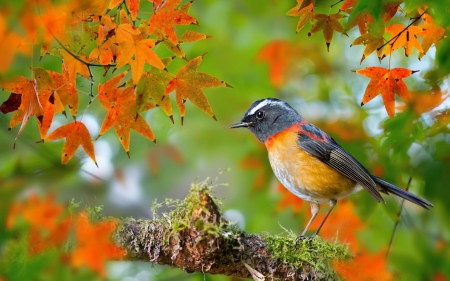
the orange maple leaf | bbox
[333,249,393,281]
[342,0,398,35]
[125,0,140,21]
[60,49,90,86]
[164,55,230,124]
[71,212,124,277]
[28,217,72,255]
[240,152,272,190]
[286,0,315,33]
[47,66,79,118]
[0,15,30,73]
[354,67,418,118]
[7,193,73,255]
[136,67,173,120]
[350,21,385,63]
[276,183,305,214]
[45,121,97,165]
[256,40,303,88]
[308,199,364,252]
[417,9,446,59]
[148,0,197,44]
[384,24,423,58]
[7,193,62,231]
[401,89,449,115]
[116,38,165,83]
[308,13,347,51]
[97,74,156,156]
[0,76,40,146]
[34,67,79,138]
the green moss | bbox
[152,178,229,245]
[262,231,351,279]
[126,177,350,278]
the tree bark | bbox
[115,182,347,280]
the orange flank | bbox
[265,123,356,201]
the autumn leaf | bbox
[7,193,72,255]
[401,89,449,115]
[7,193,62,231]
[34,69,60,139]
[286,0,315,33]
[276,183,304,214]
[240,153,272,190]
[71,212,124,277]
[98,74,156,156]
[0,76,40,146]
[417,9,446,59]
[136,67,173,120]
[179,30,211,43]
[164,55,230,124]
[60,49,91,86]
[28,217,72,255]
[354,67,418,118]
[45,121,97,165]
[351,21,385,63]
[126,0,140,21]
[333,249,393,281]
[308,13,347,51]
[383,24,423,58]
[116,38,165,83]
[47,66,79,118]
[0,15,30,73]
[148,0,197,44]
[256,40,303,87]
[308,199,364,252]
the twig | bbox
[330,0,344,9]
[386,177,412,259]
[377,9,427,51]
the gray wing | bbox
[297,135,385,203]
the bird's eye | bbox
[255,110,264,119]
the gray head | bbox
[231,98,303,142]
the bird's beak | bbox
[230,122,252,128]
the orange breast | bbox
[265,128,357,203]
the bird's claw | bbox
[295,235,316,245]
[295,235,306,245]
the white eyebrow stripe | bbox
[248,100,270,115]
[247,99,290,116]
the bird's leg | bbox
[295,202,320,244]
[308,199,337,241]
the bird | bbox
[231,98,433,242]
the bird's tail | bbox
[371,176,433,209]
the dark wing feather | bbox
[297,134,385,203]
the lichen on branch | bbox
[115,179,350,280]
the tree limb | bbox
[114,181,349,280]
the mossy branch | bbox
[114,180,350,280]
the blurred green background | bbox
[1,0,449,280]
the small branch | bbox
[114,181,349,280]
[377,9,427,51]
[386,177,412,259]
[330,0,344,9]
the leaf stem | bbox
[386,177,412,259]
[377,9,427,52]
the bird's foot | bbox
[295,234,316,245]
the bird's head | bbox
[231,98,302,142]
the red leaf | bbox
[45,121,97,165]
[354,67,417,118]
[164,55,229,123]
[333,249,393,281]
[71,213,124,277]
